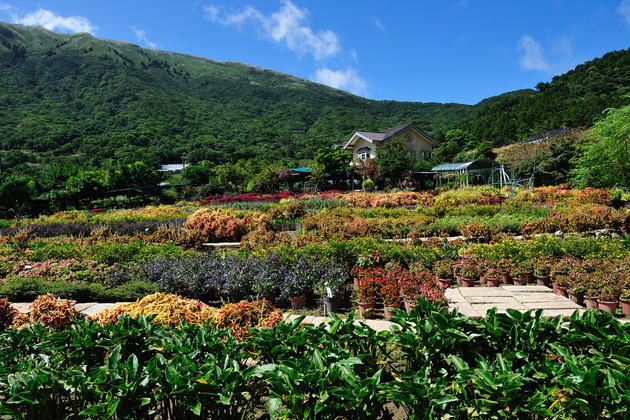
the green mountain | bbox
[463,49,630,146]
[0,22,474,166]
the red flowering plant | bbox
[380,273,402,305]
[357,267,384,303]
[400,270,447,307]
[356,250,380,268]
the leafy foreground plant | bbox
[0,298,629,419]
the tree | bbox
[0,175,34,210]
[374,137,413,186]
[474,141,497,160]
[314,146,351,179]
[353,158,380,182]
[183,161,215,185]
[572,105,630,188]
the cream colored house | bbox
[342,122,440,162]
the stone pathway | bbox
[445,285,587,320]
[12,285,628,333]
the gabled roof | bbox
[343,122,440,149]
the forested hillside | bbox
[0,22,472,166]
[462,49,630,146]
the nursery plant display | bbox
[1,296,629,419]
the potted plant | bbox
[509,262,529,286]
[519,258,536,284]
[533,256,555,287]
[597,286,619,315]
[282,255,321,309]
[485,267,502,287]
[357,272,380,319]
[314,259,349,315]
[620,288,630,316]
[380,274,402,319]
[456,258,479,287]
[432,259,454,288]
[552,274,571,298]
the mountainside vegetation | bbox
[2,22,630,215]
[462,49,630,147]
[0,22,472,167]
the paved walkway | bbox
[12,285,628,332]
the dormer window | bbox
[357,147,371,160]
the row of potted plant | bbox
[352,263,447,319]
[430,254,630,315]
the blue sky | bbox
[1,1,629,105]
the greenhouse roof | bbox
[431,159,498,172]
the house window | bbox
[357,147,371,160]
[421,151,433,161]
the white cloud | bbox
[204,0,340,60]
[374,18,386,32]
[552,35,572,57]
[131,26,157,49]
[314,67,368,96]
[517,35,550,72]
[15,8,96,34]
[618,0,630,27]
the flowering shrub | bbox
[380,273,402,305]
[533,256,556,277]
[357,268,384,302]
[3,258,115,285]
[280,255,327,300]
[357,250,380,268]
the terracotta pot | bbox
[460,277,476,287]
[289,294,306,310]
[568,291,585,306]
[584,294,599,310]
[353,276,360,289]
[553,285,568,298]
[358,301,376,319]
[620,298,630,316]
[437,278,451,288]
[384,302,402,319]
[512,277,528,286]
[501,272,513,285]
[597,299,618,315]
[526,272,535,284]
[486,277,501,287]
[479,275,487,285]
[536,275,551,287]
